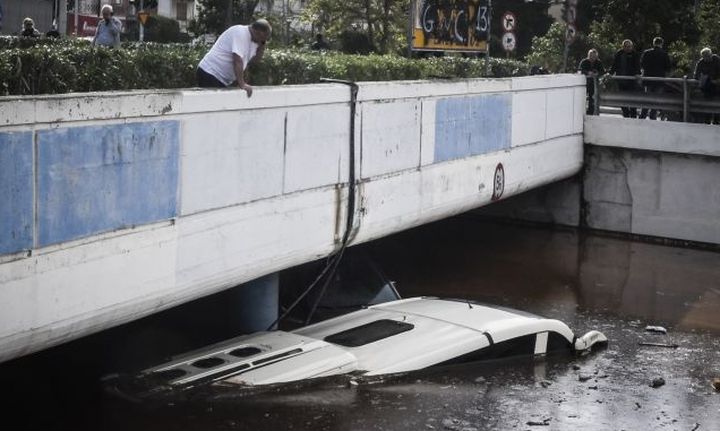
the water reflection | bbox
[370,217,720,334]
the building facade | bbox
[156,0,195,32]
[0,0,61,35]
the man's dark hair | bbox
[653,37,664,47]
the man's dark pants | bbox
[585,80,596,115]
[639,82,663,120]
[196,68,226,88]
[618,81,638,118]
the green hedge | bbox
[0,37,530,96]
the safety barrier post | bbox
[683,75,689,123]
[593,74,600,115]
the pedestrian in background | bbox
[196,19,272,98]
[578,49,605,115]
[694,47,720,124]
[610,39,641,118]
[21,17,40,38]
[311,33,329,50]
[93,5,122,48]
[639,37,671,120]
[46,21,60,38]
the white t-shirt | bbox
[198,25,259,86]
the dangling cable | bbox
[267,78,359,330]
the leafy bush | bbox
[0,37,531,96]
[141,15,191,43]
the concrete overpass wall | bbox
[477,116,720,246]
[583,116,720,244]
[0,75,585,362]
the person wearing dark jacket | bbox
[20,17,40,38]
[639,37,672,119]
[578,49,605,115]
[610,39,641,118]
[694,47,720,123]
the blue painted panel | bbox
[0,132,33,255]
[434,94,512,163]
[37,121,179,246]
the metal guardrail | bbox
[588,75,720,122]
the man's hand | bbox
[239,82,253,98]
[232,53,252,97]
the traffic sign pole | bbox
[485,0,493,76]
[139,0,145,42]
[501,11,517,56]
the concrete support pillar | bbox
[230,273,279,333]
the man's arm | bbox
[233,53,252,97]
[640,51,647,72]
[92,23,100,45]
[112,18,121,47]
[609,52,618,75]
[110,18,121,36]
[250,44,265,66]
[578,59,587,74]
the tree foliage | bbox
[528,0,714,76]
[587,0,699,52]
[191,0,261,35]
[301,0,410,54]
[697,0,720,50]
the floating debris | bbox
[645,326,668,334]
[712,378,720,391]
[526,418,551,426]
[579,374,592,382]
[650,377,666,388]
[638,342,679,348]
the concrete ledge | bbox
[585,116,720,157]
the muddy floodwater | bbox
[2,216,719,430]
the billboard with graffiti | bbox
[411,0,490,53]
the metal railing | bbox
[588,75,720,122]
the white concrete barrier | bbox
[476,116,720,247]
[584,116,720,244]
[0,75,585,362]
